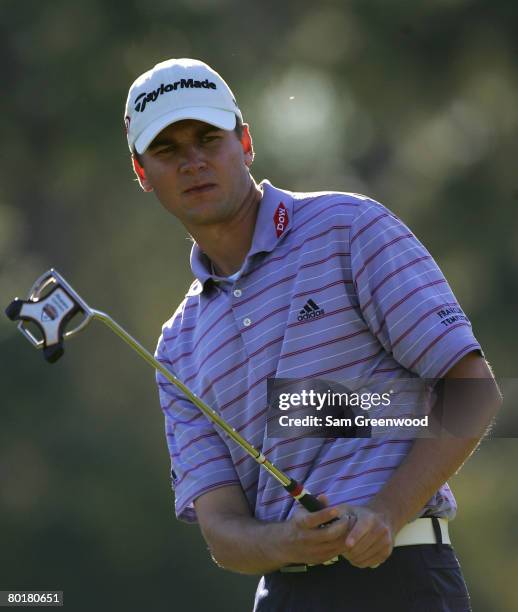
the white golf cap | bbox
[124,58,243,154]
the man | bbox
[124,58,500,611]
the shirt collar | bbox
[187,180,294,297]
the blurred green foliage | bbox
[1,1,517,610]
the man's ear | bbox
[241,124,255,168]
[132,155,153,192]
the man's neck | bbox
[190,179,263,277]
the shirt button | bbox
[233,288,242,297]
[243,317,252,327]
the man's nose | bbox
[179,146,208,174]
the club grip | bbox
[284,479,338,526]
[297,491,327,512]
[284,478,336,517]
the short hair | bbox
[234,115,244,139]
[132,116,244,165]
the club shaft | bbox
[91,310,303,492]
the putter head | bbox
[5,269,93,363]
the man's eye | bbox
[202,135,220,143]
[156,146,176,155]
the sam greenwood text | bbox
[278,415,429,427]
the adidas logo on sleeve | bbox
[297,298,325,322]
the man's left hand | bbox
[337,504,395,569]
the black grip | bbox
[300,492,338,526]
[297,491,327,512]
[284,479,338,524]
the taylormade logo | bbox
[134,79,217,113]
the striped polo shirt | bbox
[155,180,482,524]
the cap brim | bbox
[134,107,237,154]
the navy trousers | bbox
[253,544,471,612]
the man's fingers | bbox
[317,514,355,542]
[317,493,329,507]
[349,547,390,569]
[297,505,339,529]
[346,521,391,556]
[346,536,393,568]
[344,514,372,549]
[342,516,393,567]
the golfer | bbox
[124,58,500,611]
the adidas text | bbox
[298,299,325,322]
[297,309,325,321]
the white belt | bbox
[279,518,450,573]
[395,517,450,547]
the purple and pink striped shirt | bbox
[155,180,483,523]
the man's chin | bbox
[182,201,233,227]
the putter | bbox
[5,268,328,514]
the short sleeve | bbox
[155,338,240,523]
[350,201,484,378]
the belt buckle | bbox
[321,555,340,566]
[279,564,308,573]
[279,555,341,573]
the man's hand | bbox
[282,495,356,566]
[332,503,395,569]
[285,496,395,569]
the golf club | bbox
[5,268,330,515]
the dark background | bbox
[1,1,517,610]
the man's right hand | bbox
[280,495,356,566]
